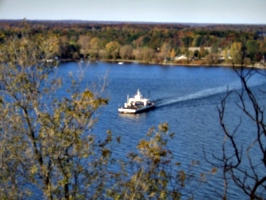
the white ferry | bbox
[118,89,155,114]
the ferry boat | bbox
[118,89,155,114]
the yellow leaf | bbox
[211,167,217,174]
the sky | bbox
[0,0,265,24]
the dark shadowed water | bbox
[57,61,266,199]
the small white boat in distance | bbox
[118,62,124,65]
[118,89,155,114]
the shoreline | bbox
[61,59,266,70]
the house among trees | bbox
[189,47,211,52]
[175,54,187,61]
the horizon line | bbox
[0,19,266,26]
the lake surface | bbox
[57,61,266,199]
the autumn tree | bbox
[77,35,90,59]
[89,37,101,60]
[134,47,155,63]
[120,44,133,60]
[170,48,176,61]
[230,42,242,64]
[105,41,120,59]
[0,23,111,200]
[161,42,171,60]
[107,123,210,199]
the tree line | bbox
[0,20,265,65]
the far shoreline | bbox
[60,58,266,70]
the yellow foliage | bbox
[158,122,169,132]
[30,165,38,174]
[82,89,94,99]
[211,167,217,174]
[105,41,120,52]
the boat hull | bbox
[118,104,155,114]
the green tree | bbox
[58,35,68,59]
[182,36,193,63]
[192,35,203,47]
[259,37,266,57]
[199,46,208,59]
[0,32,6,43]
[246,40,260,62]
[193,50,199,59]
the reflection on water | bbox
[118,112,146,119]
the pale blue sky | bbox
[0,0,265,24]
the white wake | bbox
[156,76,265,107]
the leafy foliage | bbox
[0,24,110,199]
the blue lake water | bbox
[57,61,266,199]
